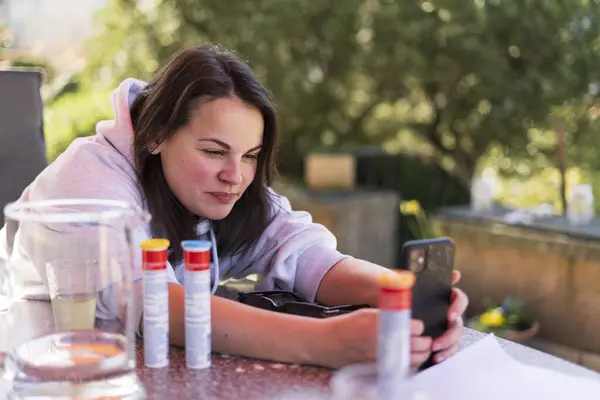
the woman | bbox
[4,44,467,369]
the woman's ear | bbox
[148,141,162,155]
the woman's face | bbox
[152,96,264,220]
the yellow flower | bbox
[400,200,422,215]
[480,307,505,328]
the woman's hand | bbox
[314,269,469,369]
[316,308,432,369]
[429,270,468,364]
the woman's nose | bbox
[218,161,243,185]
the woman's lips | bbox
[208,192,238,204]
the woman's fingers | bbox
[410,349,432,370]
[411,319,425,336]
[432,317,464,353]
[452,270,462,285]
[412,335,432,352]
[448,287,468,322]
[434,343,459,363]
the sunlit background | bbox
[3,0,600,216]
[5,0,600,371]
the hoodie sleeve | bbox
[3,136,179,337]
[223,191,352,302]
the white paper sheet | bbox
[404,334,600,400]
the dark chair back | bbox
[0,68,48,211]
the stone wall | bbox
[434,206,600,365]
[275,182,400,268]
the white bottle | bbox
[567,184,595,226]
[470,176,494,212]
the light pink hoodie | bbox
[1,78,350,331]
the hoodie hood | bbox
[95,78,148,166]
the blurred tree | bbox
[44,90,113,160]
[80,0,600,184]
[0,23,11,62]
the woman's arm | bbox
[163,283,328,365]
[316,258,468,319]
[135,278,433,369]
[315,257,388,307]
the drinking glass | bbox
[46,258,99,331]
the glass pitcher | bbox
[0,198,150,399]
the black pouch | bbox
[237,290,370,318]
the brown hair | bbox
[130,44,278,263]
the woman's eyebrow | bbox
[197,138,231,149]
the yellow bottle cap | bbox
[140,238,170,251]
[378,270,415,289]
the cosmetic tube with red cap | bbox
[377,270,415,399]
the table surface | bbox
[1,300,599,399]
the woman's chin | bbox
[197,205,234,221]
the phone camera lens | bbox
[411,252,426,273]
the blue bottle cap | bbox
[181,240,212,251]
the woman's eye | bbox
[203,149,224,156]
[244,153,259,161]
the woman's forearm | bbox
[166,283,327,365]
[315,258,390,307]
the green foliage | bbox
[468,296,536,334]
[44,90,113,161]
[78,0,600,186]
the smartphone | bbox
[399,237,455,370]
